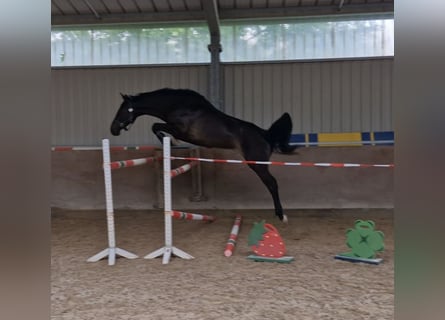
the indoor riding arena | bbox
[51,1,394,319]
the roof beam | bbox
[51,3,393,26]
[83,0,101,19]
[338,0,345,11]
[52,10,206,26]
[202,0,220,42]
[218,3,394,20]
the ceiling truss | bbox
[52,0,394,26]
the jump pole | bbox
[144,137,194,264]
[171,210,215,222]
[224,215,242,257]
[87,139,138,265]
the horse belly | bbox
[186,122,238,150]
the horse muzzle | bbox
[110,121,122,136]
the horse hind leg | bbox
[241,138,288,222]
[247,163,288,223]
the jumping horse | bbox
[110,88,297,222]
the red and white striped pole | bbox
[110,156,160,169]
[169,156,394,168]
[224,215,242,257]
[170,161,198,177]
[52,145,157,151]
[170,210,215,222]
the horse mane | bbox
[132,88,207,101]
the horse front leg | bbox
[151,123,180,145]
[248,164,288,223]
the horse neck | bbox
[133,95,167,120]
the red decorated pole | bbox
[52,145,157,151]
[170,210,215,222]
[109,156,161,170]
[224,215,242,257]
[169,156,394,168]
[170,161,198,177]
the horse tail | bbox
[267,112,298,154]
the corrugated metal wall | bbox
[51,65,208,146]
[223,58,393,133]
[51,58,393,145]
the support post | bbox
[153,149,163,209]
[203,0,223,110]
[208,40,222,109]
[144,137,194,264]
[190,148,207,202]
[87,139,138,265]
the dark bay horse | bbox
[110,88,297,222]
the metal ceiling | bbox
[51,0,394,26]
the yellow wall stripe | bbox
[317,132,363,147]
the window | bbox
[51,24,210,66]
[220,16,394,62]
[51,15,394,67]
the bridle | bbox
[120,105,135,131]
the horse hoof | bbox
[282,214,288,224]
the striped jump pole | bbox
[170,161,198,177]
[51,145,157,151]
[144,136,195,264]
[110,156,160,169]
[171,210,215,222]
[169,156,394,168]
[87,139,138,266]
[224,215,242,257]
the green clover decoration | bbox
[342,220,385,259]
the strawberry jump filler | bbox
[247,221,294,263]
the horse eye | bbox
[128,108,133,112]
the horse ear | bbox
[120,93,129,100]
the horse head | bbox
[110,93,136,136]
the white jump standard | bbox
[144,137,198,264]
[87,139,139,266]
